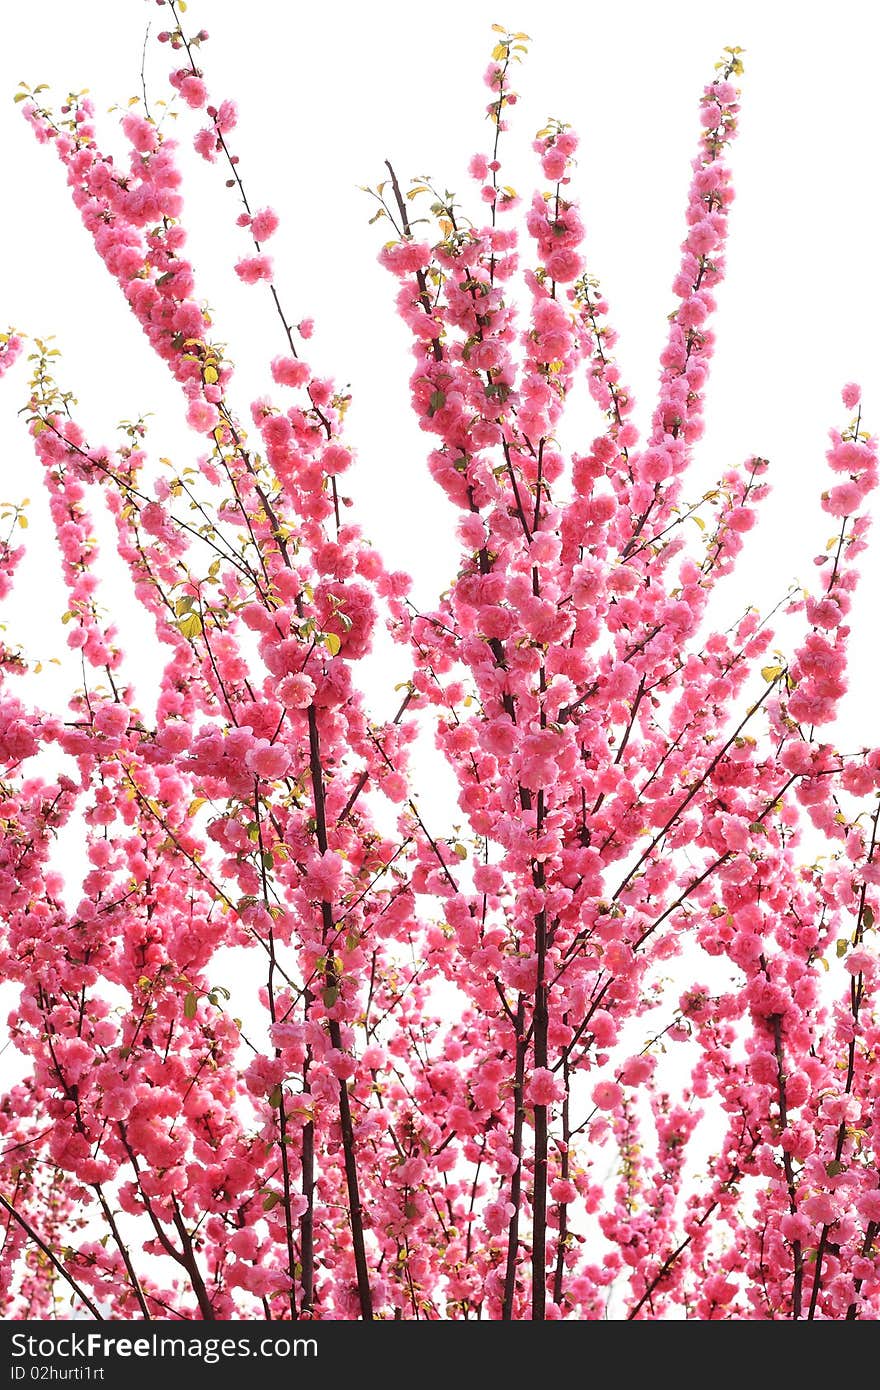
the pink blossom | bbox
[179,76,208,109]
[186,399,219,432]
[856,1190,880,1223]
[378,241,431,274]
[545,246,582,282]
[484,1199,515,1235]
[216,99,238,133]
[245,741,292,779]
[271,355,310,388]
[845,947,877,977]
[780,1212,812,1244]
[526,1068,564,1107]
[194,128,217,160]
[250,207,280,242]
[235,255,273,284]
[276,672,315,708]
[620,1055,655,1086]
[590,1011,617,1046]
[592,1080,623,1112]
[121,113,157,154]
[822,480,863,516]
[541,147,567,181]
[304,850,345,901]
[802,1192,840,1226]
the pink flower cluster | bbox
[2,25,880,1325]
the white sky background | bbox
[0,0,878,786]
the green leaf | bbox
[428,390,446,415]
[322,985,339,1009]
[268,1084,283,1108]
[184,991,198,1020]
[177,612,202,640]
[836,938,849,958]
[760,664,785,683]
[863,905,875,929]
[262,1191,280,1211]
[825,1159,845,1178]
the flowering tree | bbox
[1,2,880,1321]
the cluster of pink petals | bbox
[2,28,880,1327]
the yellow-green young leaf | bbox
[184,991,198,1020]
[188,797,206,817]
[262,1191,280,1212]
[836,938,849,959]
[203,365,219,385]
[13,92,28,103]
[178,612,202,640]
[760,664,784,683]
[324,631,341,657]
[453,843,468,861]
